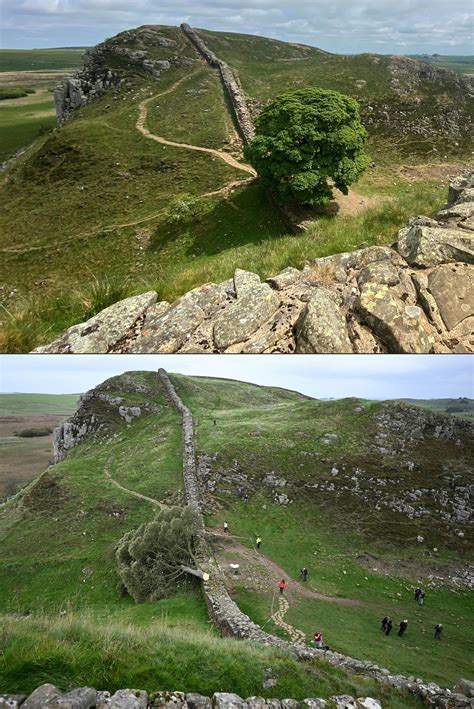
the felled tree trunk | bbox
[180,565,210,581]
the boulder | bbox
[48,687,98,708]
[98,689,148,708]
[0,697,27,709]
[453,679,474,698]
[185,694,212,709]
[355,700,382,709]
[300,701,327,709]
[266,267,302,290]
[213,285,279,349]
[295,288,352,353]
[358,280,435,353]
[133,297,205,353]
[447,174,474,206]
[22,685,62,708]
[212,693,248,709]
[329,697,357,709]
[233,269,261,296]
[438,202,474,222]
[427,263,474,331]
[32,292,157,353]
[149,691,185,707]
[397,225,474,267]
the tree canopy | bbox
[244,87,370,208]
[116,505,201,603]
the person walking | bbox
[418,591,425,606]
[385,618,393,636]
[300,567,308,582]
[256,536,262,549]
[398,619,408,637]
[223,522,228,533]
[381,616,389,632]
[434,623,443,640]
[279,579,286,595]
[243,494,249,503]
[414,588,421,602]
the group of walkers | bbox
[380,587,444,641]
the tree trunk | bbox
[180,565,210,581]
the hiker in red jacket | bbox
[279,579,286,595]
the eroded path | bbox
[272,596,306,646]
[104,457,166,509]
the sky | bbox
[1,355,473,401]
[1,0,473,54]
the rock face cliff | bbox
[53,373,161,461]
[36,173,474,354]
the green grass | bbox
[0,394,79,415]
[0,49,87,73]
[0,98,55,162]
[397,398,474,421]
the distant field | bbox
[398,398,474,421]
[0,394,78,499]
[0,49,87,73]
[409,55,474,76]
[0,393,80,415]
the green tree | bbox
[244,88,370,208]
[116,505,201,602]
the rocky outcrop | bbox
[35,174,474,354]
[53,29,182,124]
[180,24,255,144]
[52,375,161,461]
[0,687,386,708]
[157,371,471,708]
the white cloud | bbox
[1,0,473,53]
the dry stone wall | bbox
[35,173,474,355]
[156,371,472,709]
[180,23,255,143]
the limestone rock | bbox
[266,267,302,290]
[213,285,279,349]
[301,701,327,709]
[356,700,382,709]
[397,225,474,267]
[33,292,157,353]
[0,697,27,709]
[149,691,185,707]
[330,696,357,709]
[448,174,474,206]
[438,202,474,222]
[295,288,352,353]
[22,685,62,708]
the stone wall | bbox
[1,685,390,708]
[180,23,255,143]
[35,173,474,355]
[156,370,472,708]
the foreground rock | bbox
[34,173,474,354]
[1,687,386,709]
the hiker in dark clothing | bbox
[381,616,389,632]
[243,494,249,503]
[398,619,408,637]
[279,579,286,595]
[213,419,217,426]
[385,619,393,636]
[418,591,425,606]
[434,624,443,640]
[256,536,262,549]
[414,588,422,601]
[300,567,308,582]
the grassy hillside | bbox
[409,55,474,76]
[398,398,474,421]
[0,26,472,352]
[0,371,424,707]
[172,374,474,688]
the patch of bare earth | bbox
[211,530,363,606]
[398,161,474,181]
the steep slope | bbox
[1,24,472,352]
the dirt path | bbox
[213,532,363,607]
[136,89,256,177]
[104,458,166,509]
